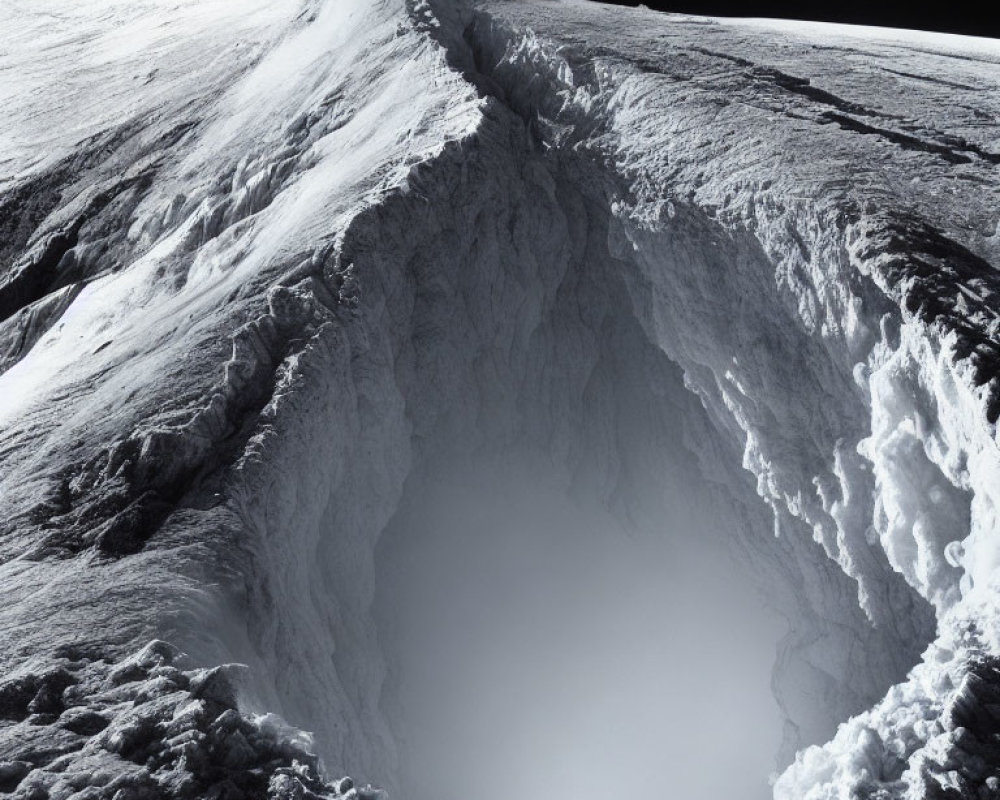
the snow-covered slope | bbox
[2,0,1000,798]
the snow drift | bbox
[2,0,1000,798]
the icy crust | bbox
[0,0,305,184]
[0,639,379,800]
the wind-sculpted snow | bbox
[2,0,1000,798]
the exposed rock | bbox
[0,641,361,800]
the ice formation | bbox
[2,0,1000,798]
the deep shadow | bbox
[586,0,1000,40]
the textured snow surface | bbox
[0,639,377,800]
[2,0,1000,798]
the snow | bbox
[716,16,1000,58]
[0,638,367,800]
[2,0,1000,798]
[0,0,295,185]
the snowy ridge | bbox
[2,0,1000,797]
[0,0,484,785]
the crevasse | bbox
[1,0,1000,798]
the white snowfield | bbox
[1,0,999,798]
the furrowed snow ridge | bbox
[1,0,1000,798]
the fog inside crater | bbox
[376,460,786,800]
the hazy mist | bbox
[377,459,785,800]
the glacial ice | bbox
[2,0,1000,798]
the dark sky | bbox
[588,0,1000,39]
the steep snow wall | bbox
[449,4,1000,797]
[2,0,1000,798]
